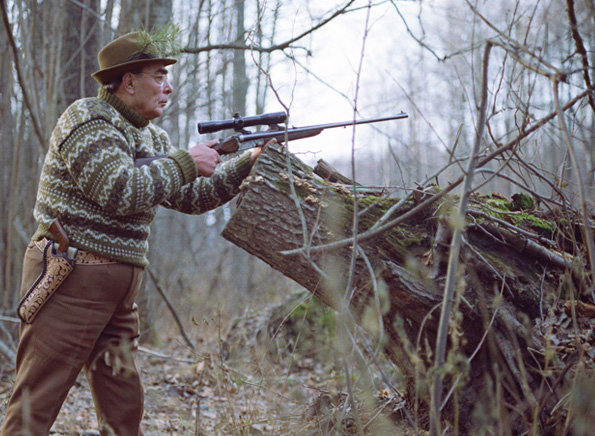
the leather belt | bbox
[35,239,118,265]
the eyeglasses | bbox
[134,72,169,87]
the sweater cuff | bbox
[168,149,198,184]
[232,151,254,180]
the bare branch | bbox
[566,0,595,113]
[281,89,591,258]
[0,337,16,363]
[552,78,595,298]
[184,0,358,55]
[464,0,565,79]
[146,267,196,352]
[430,41,493,436]
[0,0,46,146]
[389,0,443,61]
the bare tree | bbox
[61,0,101,106]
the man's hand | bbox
[189,140,221,177]
[250,138,277,163]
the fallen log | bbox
[221,143,595,434]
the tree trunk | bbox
[222,143,594,434]
[232,0,247,114]
[61,0,101,106]
[118,0,172,34]
[0,7,15,305]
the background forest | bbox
[1,0,594,434]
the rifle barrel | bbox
[236,112,408,143]
[303,112,409,131]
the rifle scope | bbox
[197,111,287,134]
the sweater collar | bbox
[98,88,149,128]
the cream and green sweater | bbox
[32,89,253,266]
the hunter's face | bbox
[130,61,173,120]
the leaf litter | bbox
[0,293,417,435]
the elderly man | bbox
[1,30,267,435]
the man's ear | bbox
[121,72,136,95]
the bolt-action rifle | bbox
[134,111,408,167]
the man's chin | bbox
[145,110,163,121]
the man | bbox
[1,30,269,435]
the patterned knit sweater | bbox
[32,89,253,266]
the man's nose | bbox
[163,79,173,94]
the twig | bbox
[195,396,205,436]
[0,338,16,363]
[551,78,595,299]
[440,278,503,412]
[339,4,375,432]
[566,0,595,113]
[345,0,373,301]
[389,0,443,61]
[280,89,590,258]
[464,0,564,79]
[138,346,195,364]
[184,0,358,54]
[0,315,20,323]
[430,41,493,436]
[473,168,565,209]
[0,0,45,147]
[146,266,196,352]
[467,209,556,247]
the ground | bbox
[0,302,415,436]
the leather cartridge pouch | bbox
[17,241,78,324]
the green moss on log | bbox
[475,193,555,234]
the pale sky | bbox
[261,0,420,166]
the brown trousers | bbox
[1,242,145,436]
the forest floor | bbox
[0,295,418,435]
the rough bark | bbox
[62,0,101,106]
[222,144,595,434]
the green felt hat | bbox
[92,30,179,85]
